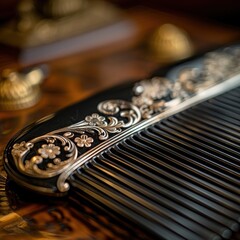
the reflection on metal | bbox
[0,148,8,218]
[0,0,120,48]
[149,24,194,63]
[0,67,46,111]
[11,100,141,193]
[0,212,28,233]
[9,47,240,194]
[0,154,27,236]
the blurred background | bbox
[0,1,240,239]
[2,0,240,25]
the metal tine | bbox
[70,190,154,240]
[71,175,185,240]
[172,114,240,157]
[89,160,230,239]
[177,107,240,139]
[191,106,240,130]
[96,152,239,233]
[107,147,240,222]
[193,103,239,127]
[226,87,240,97]
[207,94,240,114]
[173,107,240,143]
[222,95,240,104]
[155,121,240,173]
[201,101,240,120]
[68,87,240,239]
[72,171,198,240]
[208,99,240,114]
[142,129,240,195]
[182,106,240,134]
[178,103,240,135]
[127,133,240,205]
[222,93,240,102]
[161,119,240,169]
[83,167,212,240]
[217,96,240,108]
[116,141,240,212]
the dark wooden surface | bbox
[0,6,240,240]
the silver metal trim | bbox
[8,45,240,194]
[58,74,240,192]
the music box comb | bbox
[4,45,240,240]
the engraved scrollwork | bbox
[132,77,172,119]
[12,134,78,179]
[98,100,141,128]
[10,47,240,193]
[67,113,124,141]
[11,99,141,191]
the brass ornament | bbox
[34,0,88,18]
[0,0,120,48]
[0,67,45,111]
[149,24,194,63]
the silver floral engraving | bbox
[10,47,240,193]
[11,99,140,190]
[132,77,171,119]
[75,135,94,148]
[85,113,106,126]
[38,143,61,159]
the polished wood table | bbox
[0,6,240,240]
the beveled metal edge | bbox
[58,74,240,192]
[5,73,240,195]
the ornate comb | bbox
[4,45,240,240]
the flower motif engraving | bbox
[134,77,171,100]
[11,134,78,182]
[12,141,27,152]
[38,143,61,159]
[74,135,94,148]
[85,113,107,126]
[132,77,171,118]
[9,46,240,194]
[12,141,33,153]
[132,95,153,107]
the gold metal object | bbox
[0,0,120,48]
[149,24,194,63]
[0,68,45,111]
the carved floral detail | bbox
[74,135,94,148]
[10,48,238,193]
[38,143,60,159]
[133,77,171,99]
[11,100,140,191]
[132,77,172,119]
[85,113,106,126]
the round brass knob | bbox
[0,67,46,111]
[149,24,194,64]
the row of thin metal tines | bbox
[70,87,240,240]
